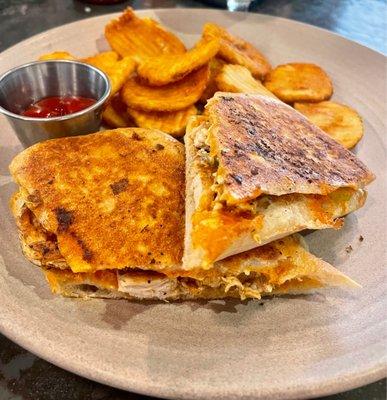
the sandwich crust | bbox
[206,93,374,204]
[42,234,358,300]
[9,128,185,273]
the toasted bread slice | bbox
[10,128,185,274]
[205,93,374,204]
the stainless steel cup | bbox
[0,60,111,147]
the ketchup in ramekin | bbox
[22,96,97,118]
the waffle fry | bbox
[105,7,186,62]
[199,57,225,102]
[38,51,76,61]
[38,50,134,97]
[82,51,119,73]
[203,23,271,80]
[294,101,363,149]
[106,57,136,96]
[264,63,333,103]
[102,95,132,128]
[121,65,210,112]
[137,39,219,86]
[216,64,278,98]
[128,105,197,137]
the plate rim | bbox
[0,8,385,59]
[0,8,386,400]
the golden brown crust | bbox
[10,191,66,268]
[9,128,185,273]
[206,93,374,203]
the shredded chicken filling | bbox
[47,265,318,300]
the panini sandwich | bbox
[9,128,357,300]
[184,93,374,269]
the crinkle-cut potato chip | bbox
[37,50,134,97]
[203,23,271,80]
[137,39,220,86]
[128,105,197,137]
[121,65,210,112]
[294,101,364,149]
[105,7,186,62]
[216,64,278,99]
[264,63,333,103]
[200,57,225,102]
[38,51,76,61]
[102,104,128,128]
[82,51,119,72]
[102,95,132,128]
[106,57,136,96]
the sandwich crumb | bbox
[345,245,353,253]
[359,235,364,242]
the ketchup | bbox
[22,96,96,118]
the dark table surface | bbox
[0,1,386,399]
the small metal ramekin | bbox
[0,60,111,147]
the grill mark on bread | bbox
[68,231,93,262]
[110,178,129,195]
[206,94,374,202]
[78,239,93,262]
[55,208,74,233]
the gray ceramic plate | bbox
[0,9,385,400]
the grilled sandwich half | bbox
[10,128,358,300]
[183,93,374,269]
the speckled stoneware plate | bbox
[0,9,386,400]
